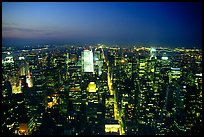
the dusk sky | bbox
[2,2,202,48]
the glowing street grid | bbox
[2,44,202,135]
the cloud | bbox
[3,23,15,26]
[2,25,59,38]
[3,26,55,33]
[3,26,39,32]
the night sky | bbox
[2,2,202,48]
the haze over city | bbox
[2,2,202,48]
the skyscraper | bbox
[82,50,94,73]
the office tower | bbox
[94,50,103,76]
[2,55,17,94]
[94,50,101,62]
[168,68,183,129]
[105,95,114,118]
[85,82,99,134]
[184,76,202,134]
[2,80,16,135]
[32,68,46,128]
[82,49,94,73]
[153,59,165,135]
[97,62,108,104]
[54,54,67,84]
[150,47,157,59]
[2,86,33,136]
[65,53,83,124]
[126,54,140,135]
[67,65,82,112]
[12,93,27,135]
[19,60,28,76]
[2,56,15,75]
[26,66,33,88]
[69,52,78,64]
[85,82,105,135]
[19,75,27,93]
[26,54,38,68]
[136,54,155,135]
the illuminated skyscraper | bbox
[85,82,105,135]
[82,50,94,73]
[150,48,157,59]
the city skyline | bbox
[2,45,202,135]
[2,2,202,48]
